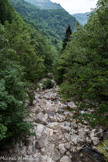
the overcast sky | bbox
[51,0,98,14]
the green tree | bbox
[0,24,32,143]
[0,0,14,24]
[58,0,108,127]
[63,25,72,50]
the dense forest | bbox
[0,0,108,156]
[25,0,62,10]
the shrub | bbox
[42,79,54,89]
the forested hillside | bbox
[9,0,77,45]
[25,0,62,9]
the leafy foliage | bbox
[25,0,62,10]
[42,79,54,89]
[0,25,32,142]
[56,0,108,127]
[0,0,14,24]
[63,24,72,50]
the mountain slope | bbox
[9,0,77,43]
[24,0,62,9]
[72,12,90,25]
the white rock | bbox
[64,133,70,140]
[27,146,33,154]
[59,144,66,154]
[56,114,65,122]
[61,125,71,132]
[60,156,71,162]
[44,92,57,100]
[48,122,60,130]
[78,128,85,136]
[67,102,77,108]
[46,128,53,136]
[71,122,77,129]
[64,122,71,127]
[92,137,100,145]
[36,124,45,137]
[86,137,91,143]
[90,132,95,139]
[22,146,27,154]
[71,135,79,145]
[36,133,47,149]
[36,112,48,124]
[41,147,46,155]
[64,143,71,149]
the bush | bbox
[42,79,54,89]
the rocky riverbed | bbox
[0,84,106,162]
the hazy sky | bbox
[51,0,98,14]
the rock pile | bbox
[0,86,103,162]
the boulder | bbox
[36,133,47,149]
[67,102,77,108]
[36,124,45,137]
[64,143,71,150]
[60,156,71,162]
[59,144,66,154]
[35,112,48,124]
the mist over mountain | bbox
[72,12,90,25]
[24,0,62,10]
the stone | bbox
[27,146,33,154]
[36,133,47,149]
[71,122,77,129]
[78,128,85,136]
[36,124,45,137]
[48,122,60,130]
[61,125,71,133]
[92,137,100,145]
[64,133,70,141]
[32,145,36,153]
[71,135,79,145]
[56,114,65,122]
[86,137,91,143]
[41,147,46,155]
[52,149,61,161]
[64,143,71,150]
[60,156,71,162]
[46,128,53,136]
[44,92,57,100]
[35,112,48,124]
[58,144,66,154]
[21,146,27,154]
[64,122,71,127]
[67,101,77,108]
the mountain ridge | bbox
[72,12,90,25]
[24,0,62,10]
[9,0,77,45]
